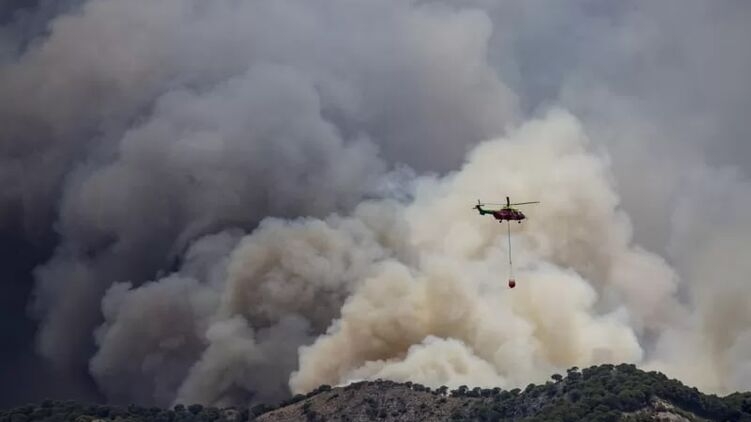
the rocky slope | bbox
[257,364,751,421]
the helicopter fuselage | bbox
[492,208,525,222]
[476,206,526,222]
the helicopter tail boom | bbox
[474,204,491,215]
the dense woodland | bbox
[3,364,751,421]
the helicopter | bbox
[473,196,539,289]
[473,196,539,223]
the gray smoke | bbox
[2,0,751,408]
[1,0,514,375]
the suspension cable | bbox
[507,220,513,279]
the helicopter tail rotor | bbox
[473,199,486,214]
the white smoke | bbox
[290,111,656,393]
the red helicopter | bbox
[473,196,539,223]
[473,196,539,288]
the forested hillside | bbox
[3,364,751,421]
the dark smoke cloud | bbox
[1,0,751,409]
[1,0,515,406]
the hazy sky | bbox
[1,0,750,408]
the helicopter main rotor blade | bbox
[509,201,540,206]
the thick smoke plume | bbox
[2,0,751,408]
